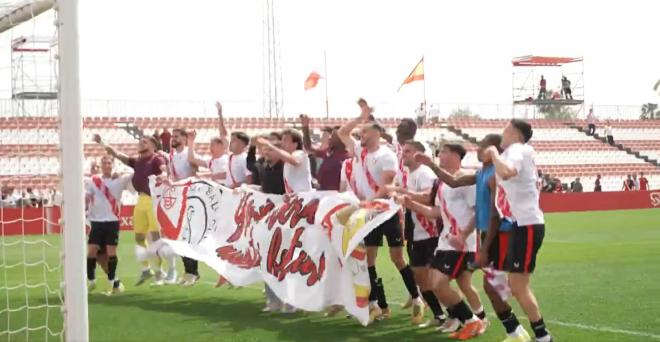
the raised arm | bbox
[338,98,372,155]
[254,137,300,166]
[186,130,204,168]
[216,101,229,146]
[486,146,518,180]
[300,115,319,154]
[414,152,476,187]
[93,134,129,165]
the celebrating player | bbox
[167,128,199,286]
[398,143,486,339]
[337,99,423,325]
[84,156,132,295]
[94,133,169,286]
[484,119,553,342]
[422,134,532,341]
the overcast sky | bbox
[0,0,658,118]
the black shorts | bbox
[506,224,545,273]
[364,213,404,247]
[409,237,439,267]
[88,221,120,247]
[431,250,474,279]
[480,229,511,271]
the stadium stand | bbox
[1,117,658,196]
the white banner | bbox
[149,178,400,326]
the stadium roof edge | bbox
[512,55,583,67]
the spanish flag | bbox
[398,57,424,91]
[304,71,322,91]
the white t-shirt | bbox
[406,165,438,241]
[169,147,196,181]
[204,154,229,176]
[392,138,432,187]
[496,143,545,226]
[85,174,132,222]
[283,150,313,193]
[352,139,398,200]
[434,178,477,252]
[225,152,252,187]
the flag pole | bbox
[324,49,330,119]
[422,55,427,109]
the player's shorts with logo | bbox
[133,193,160,234]
[480,229,511,271]
[364,213,404,247]
[409,237,439,267]
[431,249,475,279]
[506,223,545,273]
[88,221,120,247]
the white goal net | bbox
[0,1,87,341]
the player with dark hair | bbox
[337,99,423,325]
[484,119,553,342]
[419,134,532,341]
[255,128,313,193]
[84,155,132,295]
[397,143,486,339]
[94,133,169,286]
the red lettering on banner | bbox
[216,245,261,269]
[228,193,276,243]
[267,227,325,286]
[266,196,318,231]
[320,203,351,238]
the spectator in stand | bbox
[160,128,171,153]
[536,170,544,191]
[561,76,573,100]
[26,187,40,207]
[604,122,614,145]
[1,186,17,208]
[639,172,649,191]
[632,174,639,191]
[622,175,633,191]
[586,108,596,136]
[538,75,547,100]
[415,102,426,127]
[152,129,161,146]
[553,179,564,193]
[594,174,602,192]
[542,174,554,192]
[300,115,347,191]
[570,177,583,193]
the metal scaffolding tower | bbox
[11,28,58,116]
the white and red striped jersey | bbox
[352,139,398,200]
[204,154,229,176]
[283,150,313,193]
[434,176,477,252]
[84,174,132,222]
[169,147,196,181]
[496,143,545,226]
[406,165,438,241]
[225,152,252,187]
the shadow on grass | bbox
[89,291,454,342]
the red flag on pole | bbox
[304,72,322,91]
[398,57,424,91]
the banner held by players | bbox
[149,177,399,326]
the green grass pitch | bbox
[1,208,659,341]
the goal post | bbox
[56,0,89,340]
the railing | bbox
[0,98,648,121]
